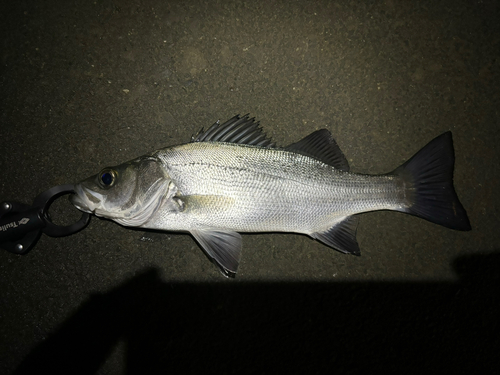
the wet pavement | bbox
[1,0,499,373]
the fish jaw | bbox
[70,184,100,214]
[70,183,116,219]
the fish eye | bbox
[98,169,117,188]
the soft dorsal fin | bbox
[192,114,276,148]
[285,129,349,171]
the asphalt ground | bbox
[1,1,499,373]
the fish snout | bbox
[69,185,94,214]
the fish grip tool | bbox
[0,184,90,254]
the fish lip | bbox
[70,184,94,214]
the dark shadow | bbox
[14,252,500,374]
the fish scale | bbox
[152,142,404,234]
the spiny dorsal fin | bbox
[285,129,350,171]
[191,114,276,148]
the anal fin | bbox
[311,216,360,255]
[191,228,242,278]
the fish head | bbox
[70,156,171,226]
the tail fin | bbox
[394,132,471,231]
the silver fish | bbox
[70,115,471,277]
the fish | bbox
[70,114,471,277]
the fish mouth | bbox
[69,184,118,220]
[69,184,98,214]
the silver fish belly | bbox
[70,114,471,277]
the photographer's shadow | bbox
[15,252,500,374]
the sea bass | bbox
[70,115,471,277]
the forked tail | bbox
[394,131,471,231]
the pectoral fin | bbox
[191,229,243,278]
[311,216,360,255]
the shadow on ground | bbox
[14,252,500,374]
